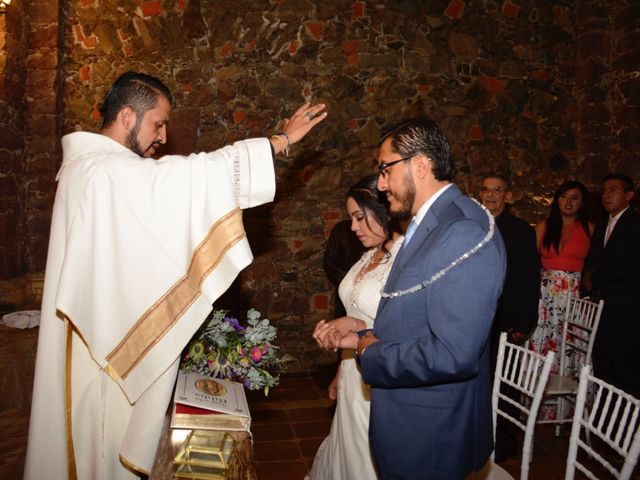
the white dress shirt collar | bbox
[411,183,453,226]
[609,205,630,223]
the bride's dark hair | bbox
[346,175,402,257]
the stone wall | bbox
[575,0,640,187]
[1,0,639,368]
[0,0,62,284]
[0,2,27,280]
[59,0,581,367]
[23,0,64,275]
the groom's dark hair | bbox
[380,118,456,181]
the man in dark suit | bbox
[356,119,507,479]
[480,174,541,462]
[582,173,640,397]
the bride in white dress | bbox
[307,175,403,480]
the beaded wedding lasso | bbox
[380,200,495,299]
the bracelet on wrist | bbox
[274,131,291,156]
[270,134,290,157]
[277,131,290,146]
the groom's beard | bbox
[390,170,416,222]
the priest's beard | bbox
[126,123,144,157]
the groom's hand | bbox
[357,331,379,358]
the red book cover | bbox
[175,403,224,416]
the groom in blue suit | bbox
[357,119,506,479]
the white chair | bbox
[565,365,640,480]
[471,332,555,480]
[539,295,604,436]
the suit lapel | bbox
[605,208,632,249]
[393,209,439,272]
[382,185,462,298]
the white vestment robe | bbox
[24,132,275,480]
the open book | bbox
[171,370,251,432]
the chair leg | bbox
[556,396,564,437]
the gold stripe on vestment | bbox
[105,208,245,379]
[65,318,78,480]
[120,454,150,477]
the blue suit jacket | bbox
[360,185,506,480]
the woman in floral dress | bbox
[532,180,593,419]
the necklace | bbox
[369,249,388,265]
[380,200,495,298]
[349,240,401,318]
[354,240,394,283]
[355,249,384,283]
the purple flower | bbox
[225,316,245,332]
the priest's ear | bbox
[118,105,137,131]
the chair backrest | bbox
[492,332,555,480]
[565,365,640,480]
[558,296,604,378]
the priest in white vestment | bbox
[24,71,326,480]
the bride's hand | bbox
[313,320,341,350]
[328,316,367,338]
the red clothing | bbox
[541,223,590,272]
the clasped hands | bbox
[313,317,380,358]
[312,316,365,351]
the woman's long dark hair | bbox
[346,175,401,256]
[542,180,590,253]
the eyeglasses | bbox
[480,186,507,194]
[378,155,413,177]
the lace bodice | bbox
[338,238,403,328]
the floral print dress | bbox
[529,223,590,421]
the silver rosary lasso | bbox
[380,200,495,298]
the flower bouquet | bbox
[180,308,295,395]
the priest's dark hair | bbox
[380,118,456,182]
[345,174,401,258]
[99,71,174,129]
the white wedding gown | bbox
[307,240,402,480]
